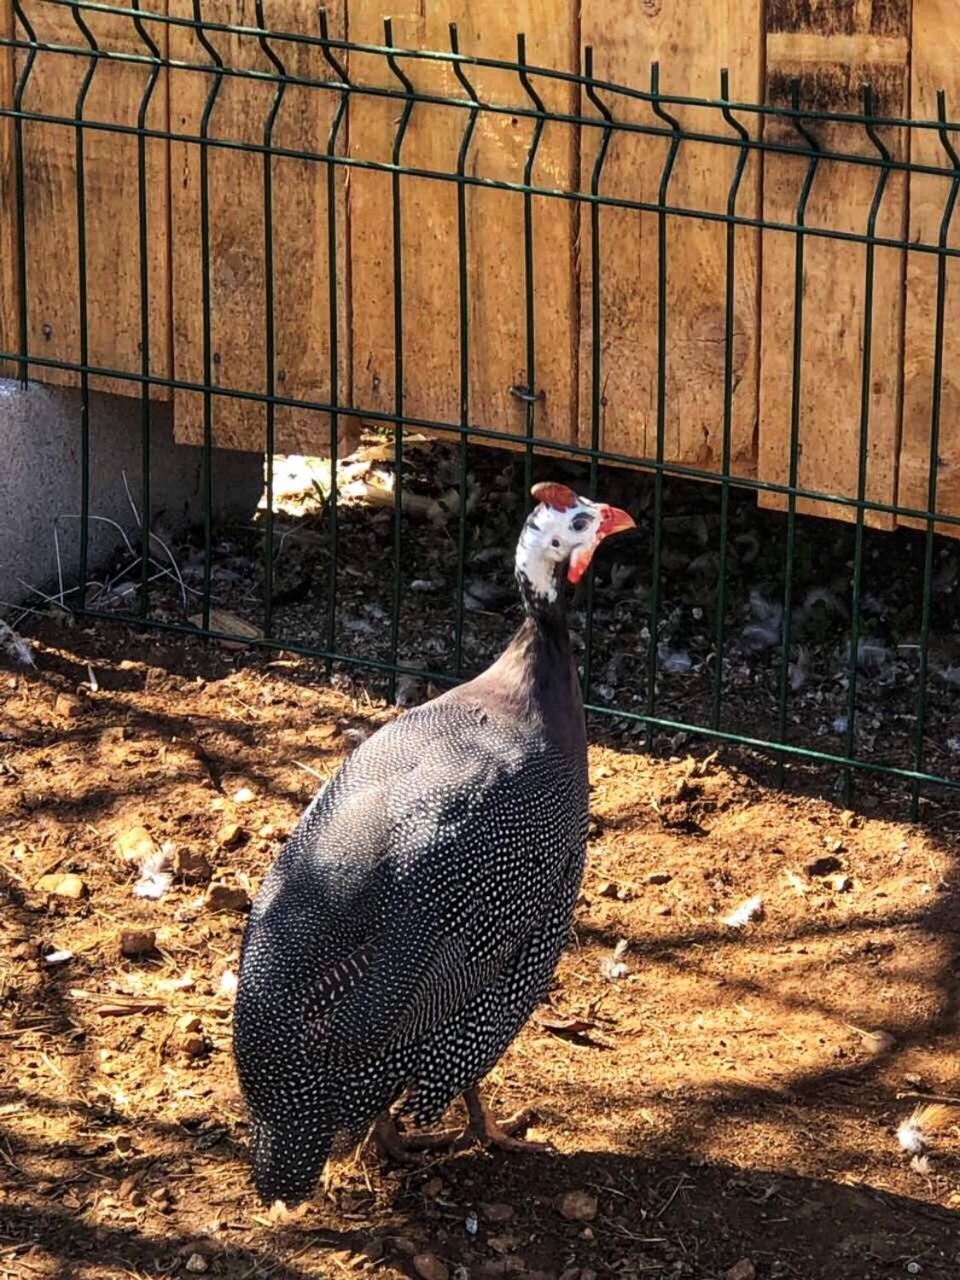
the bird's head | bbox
[515,481,635,612]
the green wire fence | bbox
[2,0,960,819]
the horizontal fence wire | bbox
[2,0,960,817]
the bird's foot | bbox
[372,1115,461,1165]
[463,1087,555,1155]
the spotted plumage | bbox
[233,482,634,1205]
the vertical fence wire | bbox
[645,63,682,744]
[450,24,478,679]
[193,0,224,634]
[11,0,35,388]
[843,86,890,804]
[256,4,286,640]
[131,0,160,617]
[318,8,349,673]
[517,33,544,510]
[713,70,750,733]
[911,90,960,819]
[581,46,613,704]
[70,3,98,607]
[775,83,820,784]
[385,19,413,704]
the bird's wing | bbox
[285,700,585,1056]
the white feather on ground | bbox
[896,1104,954,1155]
[721,895,764,929]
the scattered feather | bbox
[394,676,425,709]
[409,579,443,594]
[785,869,809,896]
[910,1154,934,1176]
[832,714,848,735]
[741,591,782,651]
[342,727,370,746]
[897,1104,953,1155]
[600,938,630,980]
[854,638,891,673]
[722,895,764,929]
[657,643,693,674]
[0,621,34,666]
[132,842,175,900]
[465,1211,478,1235]
[789,646,810,691]
[936,664,960,688]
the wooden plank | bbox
[2,1,170,398]
[578,1,763,477]
[346,1,578,451]
[169,0,355,456]
[0,0,17,380]
[898,0,960,537]
[758,0,911,528]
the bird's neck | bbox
[473,585,584,757]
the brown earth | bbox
[1,621,959,1280]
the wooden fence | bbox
[1,0,959,536]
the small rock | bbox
[174,848,212,882]
[43,949,74,966]
[119,659,138,671]
[55,693,82,718]
[116,826,157,863]
[422,1177,445,1199]
[390,1238,419,1258]
[185,1254,208,1274]
[177,1013,202,1034]
[646,871,673,885]
[217,823,243,850]
[204,882,250,914]
[903,1073,924,1088]
[413,1253,449,1280]
[556,1190,598,1222]
[597,880,620,899]
[178,1033,208,1060]
[831,874,853,893]
[580,1227,594,1242]
[120,929,157,958]
[725,1261,756,1280]
[824,836,845,854]
[807,855,843,878]
[37,873,87,899]
[232,787,255,804]
[479,1203,515,1223]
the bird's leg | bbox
[372,1114,460,1164]
[462,1087,554,1154]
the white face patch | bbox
[515,499,600,604]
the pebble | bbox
[175,848,213,882]
[725,1261,756,1280]
[185,1253,209,1273]
[55,693,82,718]
[37,873,87,899]
[556,1190,598,1222]
[413,1253,449,1280]
[204,882,251,914]
[646,871,673,885]
[116,826,157,863]
[120,929,157,958]
[479,1203,515,1223]
[217,823,243,850]
[232,787,255,804]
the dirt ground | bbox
[1,619,959,1280]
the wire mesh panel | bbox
[1,0,959,817]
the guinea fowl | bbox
[234,480,635,1207]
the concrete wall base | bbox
[0,380,263,611]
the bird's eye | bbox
[571,514,592,533]
[551,538,561,548]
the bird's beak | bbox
[567,504,636,583]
